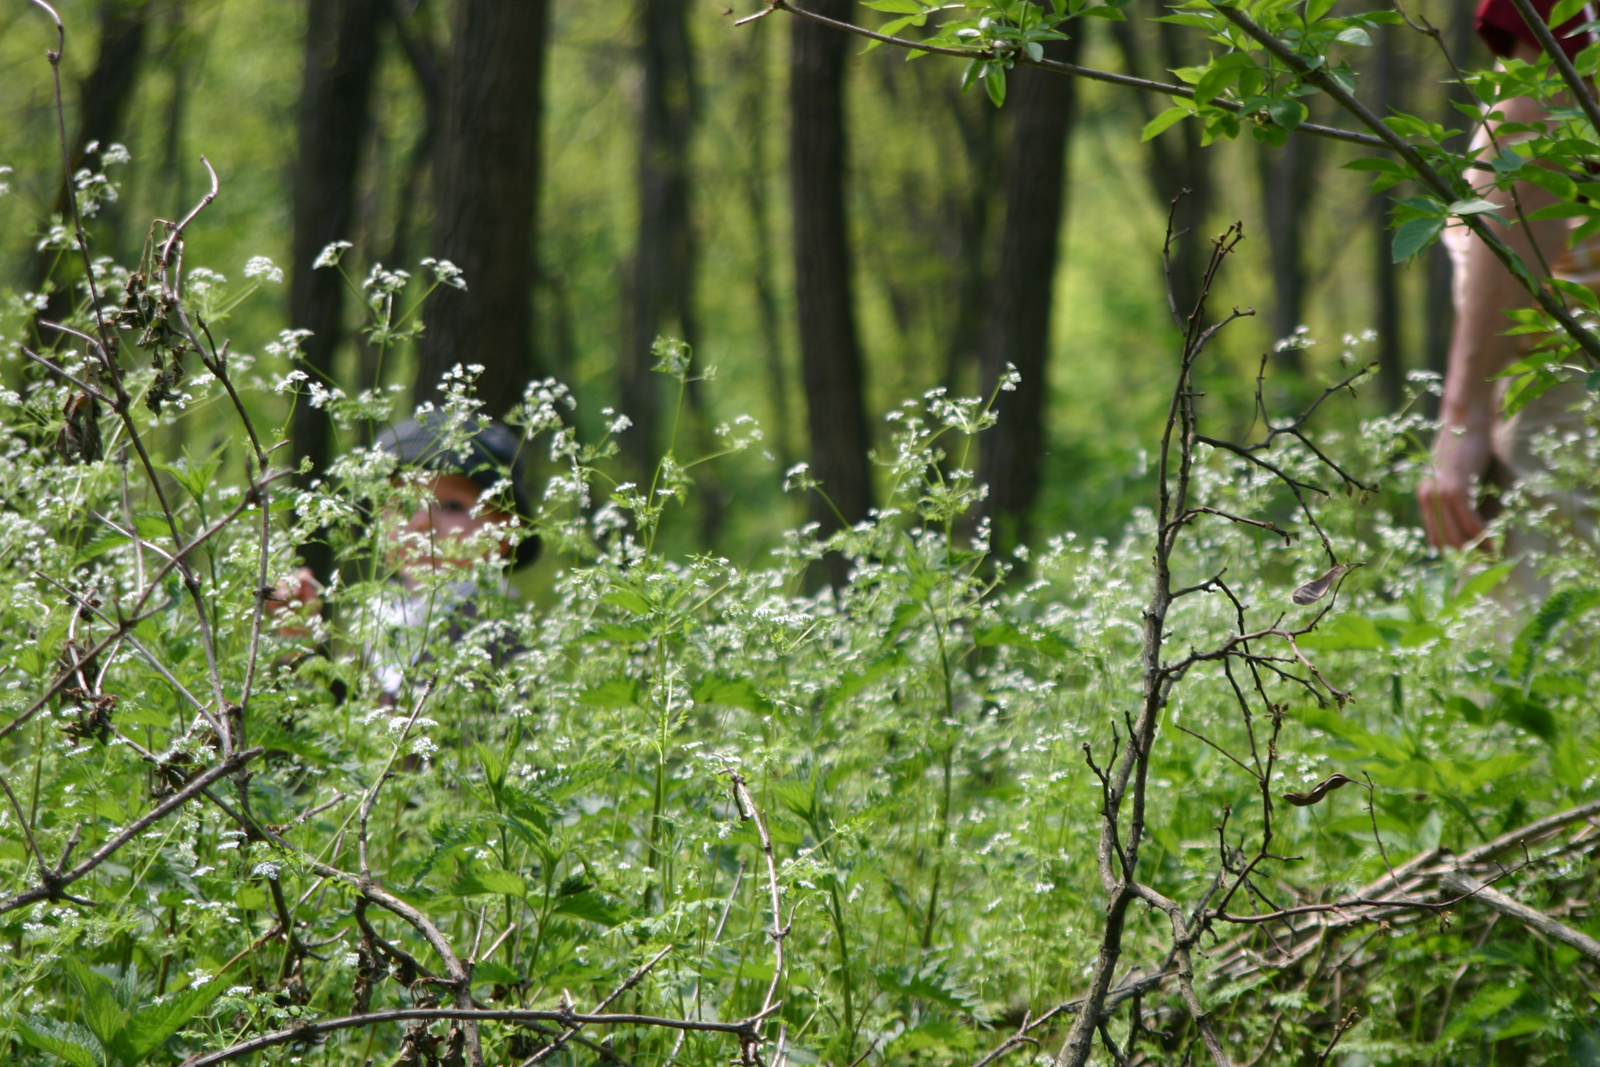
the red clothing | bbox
[1477,0,1594,61]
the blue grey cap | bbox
[375,413,540,567]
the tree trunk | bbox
[157,0,192,221]
[288,0,387,514]
[1370,15,1404,411]
[624,0,698,473]
[417,0,550,413]
[363,0,444,393]
[975,33,1085,552]
[791,0,874,570]
[735,19,794,472]
[1257,119,1321,369]
[940,83,999,394]
[1110,12,1214,321]
[28,0,152,304]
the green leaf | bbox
[1569,1022,1600,1067]
[1333,26,1371,45]
[863,0,924,10]
[1439,692,1485,724]
[1448,197,1502,215]
[1509,587,1600,681]
[1494,689,1557,742]
[1552,735,1589,788]
[692,675,772,712]
[1550,277,1600,310]
[1298,706,1413,763]
[984,64,1007,107]
[1392,217,1445,262]
[119,978,228,1063]
[477,868,526,897]
[972,620,1072,657]
[1443,563,1515,617]
[66,960,129,1058]
[578,678,641,708]
[1503,368,1561,415]
[1298,614,1388,651]
[874,961,989,1019]
[863,14,919,48]
[1526,202,1599,221]
[16,1017,100,1067]
[1141,106,1192,141]
[450,865,526,898]
[472,959,522,986]
[1452,752,1533,789]
[1267,98,1308,128]
[552,889,629,927]
[1551,0,1589,27]
[602,588,652,615]
[1193,52,1255,105]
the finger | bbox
[1436,487,1483,550]
[1418,481,1446,548]
[1449,492,1486,546]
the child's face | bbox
[391,473,515,575]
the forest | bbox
[2,0,1600,1064]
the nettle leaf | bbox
[972,620,1072,658]
[67,960,129,1059]
[578,678,642,708]
[119,978,229,1064]
[16,1017,100,1067]
[875,961,989,1020]
[693,675,772,712]
[602,588,653,615]
[450,865,527,899]
[1509,587,1600,682]
[552,888,629,927]
[1298,613,1388,651]
[472,959,522,986]
[827,648,906,709]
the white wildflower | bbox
[313,241,353,269]
[243,256,284,284]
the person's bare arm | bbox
[1419,45,1571,549]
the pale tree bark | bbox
[417,0,550,413]
[975,33,1085,553]
[791,0,874,582]
[623,0,698,474]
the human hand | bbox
[265,566,322,638]
[1417,421,1493,549]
